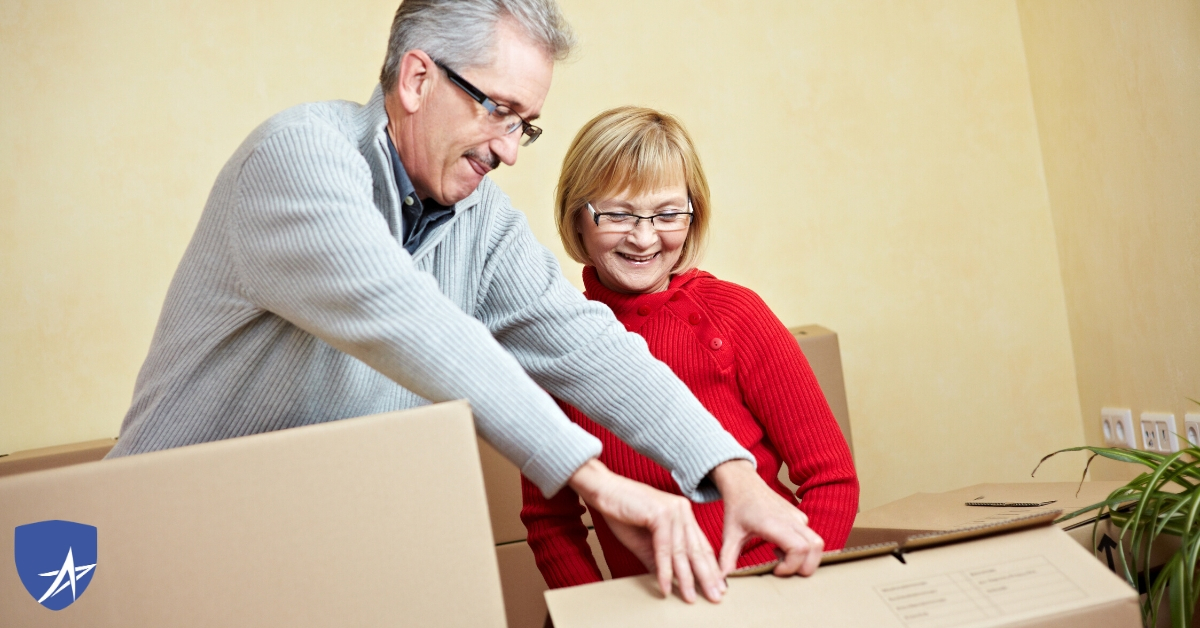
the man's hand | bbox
[567,459,726,603]
[711,459,824,577]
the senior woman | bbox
[521,107,860,588]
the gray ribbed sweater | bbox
[109,86,750,499]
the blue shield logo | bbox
[14,520,97,611]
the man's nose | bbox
[492,130,520,167]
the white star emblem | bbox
[36,547,96,604]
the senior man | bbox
[110,0,822,602]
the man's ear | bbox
[396,49,435,114]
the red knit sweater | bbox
[521,267,859,588]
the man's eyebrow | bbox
[488,90,538,120]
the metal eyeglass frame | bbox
[586,200,695,231]
[433,60,543,146]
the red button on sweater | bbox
[520,267,859,589]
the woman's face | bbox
[576,180,690,294]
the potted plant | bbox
[1037,407,1200,628]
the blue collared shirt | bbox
[385,133,456,254]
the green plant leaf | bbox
[1038,444,1200,627]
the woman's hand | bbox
[567,458,726,603]
[710,460,825,577]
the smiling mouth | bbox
[464,149,500,176]
[466,157,491,176]
[618,252,659,264]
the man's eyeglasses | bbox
[434,60,543,146]
[587,201,694,234]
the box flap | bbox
[854,482,1125,533]
[1,401,507,627]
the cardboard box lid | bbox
[1,401,507,627]
[853,481,1127,534]
[546,519,1139,628]
[0,439,117,478]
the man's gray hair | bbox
[379,0,575,92]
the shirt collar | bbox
[385,131,419,210]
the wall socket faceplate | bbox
[1185,413,1200,447]
[1101,407,1136,448]
[1141,412,1179,453]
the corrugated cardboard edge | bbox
[901,509,1062,550]
[0,438,117,478]
[731,510,1062,577]
[730,541,900,576]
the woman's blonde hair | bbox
[555,106,710,271]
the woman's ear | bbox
[573,209,593,265]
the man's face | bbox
[399,21,553,206]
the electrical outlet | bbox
[1185,413,1200,447]
[1101,407,1136,448]
[1142,412,1179,453]
[1141,418,1159,451]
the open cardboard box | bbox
[848,482,1181,574]
[546,512,1140,628]
[1,401,508,627]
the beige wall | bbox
[1017,1,1200,479]
[1,0,399,452]
[9,0,1188,511]
[503,0,1085,508]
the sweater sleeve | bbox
[520,473,605,589]
[225,118,600,494]
[707,282,859,549]
[473,203,752,502]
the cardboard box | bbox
[846,481,1184,571]
[545,515,1140,627]
[479,436,536,545]
[497,531,610,628]
[847,481,1189,627]
[790,324,853,459]
[0,439,116,478]
[1,401,507,627]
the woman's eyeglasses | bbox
[587,201,694,234]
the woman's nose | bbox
[625,218,659,246]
